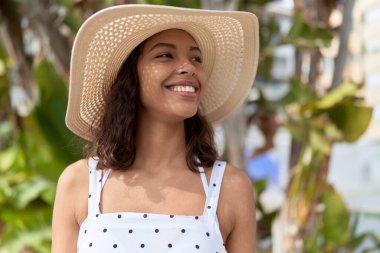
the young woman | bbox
[52,4,259,253]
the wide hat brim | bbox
[66,4,259,141]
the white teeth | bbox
[172,86,195,93]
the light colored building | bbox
[328,0,380,213]
[328,0,380,250]
[252,0,380,251]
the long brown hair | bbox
[90,42,218,172]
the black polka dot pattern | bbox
[78,158,228,252]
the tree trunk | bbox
[20,0,72,77]
[308,49,322,88]
[331,0,355,90]
[0,0,34,97]
[222,108,247,169]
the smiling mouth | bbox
[168,85,196,93]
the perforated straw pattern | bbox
[66,5,259,141]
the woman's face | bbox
[137,29,207,123]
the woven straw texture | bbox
[66,5,259,141]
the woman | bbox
[52,4,259,253]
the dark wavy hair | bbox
[89,43,218,172]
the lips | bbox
[165,80,200,94]
[168,85,196,93]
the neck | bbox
[133,117,187,172]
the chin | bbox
[174,108,198,121]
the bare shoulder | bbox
[57,159,89,190]
[54,159,89,223]
[222,163,254,200]
[217,163,255,224]
[52,159,89,252]
[219,163,256,251]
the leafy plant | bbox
[0,57,82,252]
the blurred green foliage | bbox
[0,50,82,252]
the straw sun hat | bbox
[66,4,259,141]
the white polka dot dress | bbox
[77,157,228,253]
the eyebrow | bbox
[148,43,201,53]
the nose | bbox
[175,58,196,76]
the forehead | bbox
[142,29,199,49]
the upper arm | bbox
[52,159,88,253]
[223,164,256,252]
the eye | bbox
[191,56,203,64]
[155,53,173,59]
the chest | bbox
[101,172,207,215]
[76,166,233,243]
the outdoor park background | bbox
[0,0,379,252]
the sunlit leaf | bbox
[12,176,53,209]
[284,118,310,142]
[323,121,343,141]
[303,82,358,111]
[326,99,373,142]
[253,179,267,196]
[0,225,51,253]
[0,147,18,171]
[321,184,350,249]
[40,184,56,205]
[309,130,331,155]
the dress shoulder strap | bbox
[87,157,111,216]
[203,160,227,217]
[197,166,209,198]
[202,160,227,244]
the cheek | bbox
[139,64,154,88]
[138,63,169,104]
[138,63,168,89]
